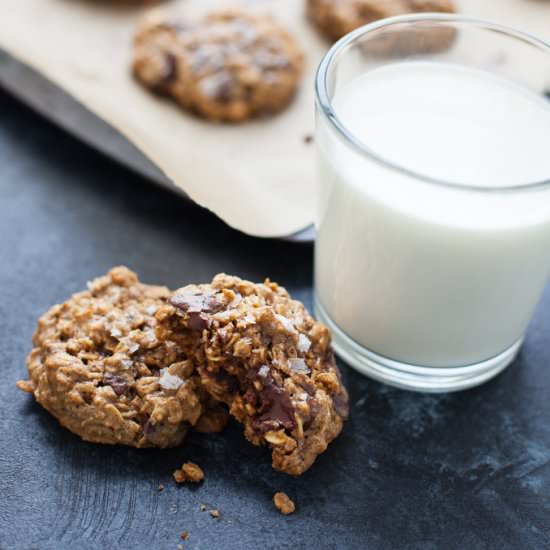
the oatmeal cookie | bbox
[17,267,227,448]
[132,9,304,122]
[307,0,456,42]
[156,274,349,475]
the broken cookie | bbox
[156,274,349,475]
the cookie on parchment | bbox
[132,9,305,122]
[17,267,227,448]
[307,0,456,42]
[156,274,349,475]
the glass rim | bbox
[315,13,550,193]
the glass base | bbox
[314,295,522,393]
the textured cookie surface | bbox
[157,274,349,475]
[132,9,304,121]
[17,267,227,448]
[308,0,456,41]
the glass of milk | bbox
[314,14,550,392]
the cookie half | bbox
[132,8,305,122]
[17,267,227,448]
[157,274,349,475]
[308,0,456,42]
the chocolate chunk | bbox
[188,311,209,331]
[171,293,224,314]
[333,392,349,420]
[243,387,259,407]
[152,53,178,94]
[143,420,156,437]
[303,396,321,431]
[96,345,113,358]
[250,367,296,433]
[103,374,129,396]
[171,292,225,331]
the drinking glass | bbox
[314,14,550,392]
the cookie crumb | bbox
[157,484,165,492]
[303,134,313,144]
[173,462,204,484]
[200,504,207,512]
[177,545,183,550]
[180,531,189,540]
[273,492,295,515]
[209,509,220,519]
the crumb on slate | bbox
[173,462,204,484]
[180,531,189,540]
[209,509,220,519]
[177,544,183,550]
[200,504,207,512]
[273,492,295,515]
[157,484,165,492]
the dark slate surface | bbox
[1,88,549,550]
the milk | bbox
[315,61,550,368]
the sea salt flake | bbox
[289,358,310,375]
[120,359,133,370]
[258,365,270,378]
[229,294,242,308]
[121,338,139,354]
[216,310,232,320]
[145,304,158,315]
[143,330,156,343]
[110,327,122,338]
[275,314,296,334]
[159,369,183,390]
[128,343,139,353]
[297,334,311,353]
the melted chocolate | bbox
[249,366,296,434]
[102,374,129,396]
[171,292,225,331]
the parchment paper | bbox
[1,0,550,237]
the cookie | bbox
[156,274,349,475]
[17,267,227,448]
[307,0,456,42]
[132,9,304,122]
